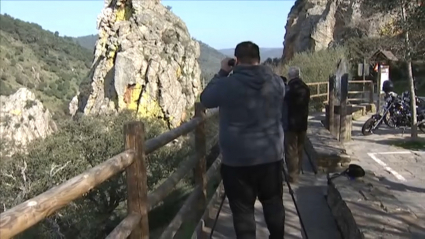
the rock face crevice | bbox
[0,88,57,157]
[282,0,395,62]
[70,0,201,127]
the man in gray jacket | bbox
[200,41,285,239]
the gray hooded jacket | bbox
[200,65,285,167]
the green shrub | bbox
[274,47,348,83]
[0,111,196,238]
[15,76,24,85]
[270,47,348,112]
[0,81,13,96]
[37,82,47,91]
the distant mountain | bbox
[73,34,97,52]
[219,47,283,62]
[73,35,226,83]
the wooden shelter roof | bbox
[369,49,398,62]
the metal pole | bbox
[377,63,382,113]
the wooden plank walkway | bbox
[209,153,342,239]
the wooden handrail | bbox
[105,213,142,239]
[0,103,219,239]
[307,80,374,103]
[158,155,222,239]
[0,151,135,238]
[145,108,218,154]
[348,80,373,84]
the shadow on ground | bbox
[377,176,425,194]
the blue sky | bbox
[0,1,294,49]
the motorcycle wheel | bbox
[383,114,396,128]
[419,122,425,133]
[362,118,376,136]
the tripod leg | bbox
[281,162,309,239]
[209,193,226,239]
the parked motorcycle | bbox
[382,92,399,128]
[384,91,424,127]
[361,93,425,135]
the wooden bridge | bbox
[0,80,375,239]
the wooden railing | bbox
[0,103,220,239]
[307,80,374,103]
[347,80,374,103]
[307,81,329,102]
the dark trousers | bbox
[284,131,306,182]
[221,161,285,239]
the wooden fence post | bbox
[316,84,320,96]
[377,63,382,112]
[328,76,335,135]
[339,75,349,142]
[194,103,207,219]
[369,81,374,103]
[124,122,149,239]
[326,82,330,103]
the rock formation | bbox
[282,0,395,62]
[70,0,201,128]
[0,88,57,157]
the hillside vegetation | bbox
[0,14,92,119]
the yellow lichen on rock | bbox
[121,84,163,120]
[136,89,164,119]
[118,95,126,109]
[128,83,142,111]
[10,109,21,116]
[176,66,182,78]
[108,50,116,60]
[115,3,132,22]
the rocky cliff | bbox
[282,0,395,62]
[0,88,57,157]
[70,0,201,127]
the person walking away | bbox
[200,41,286,239]
[284,67,310,183]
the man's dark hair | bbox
[234,41,260,64]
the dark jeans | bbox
[284,131,306,182]
[221,161,285,239]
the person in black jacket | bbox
[284,66,310,183]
